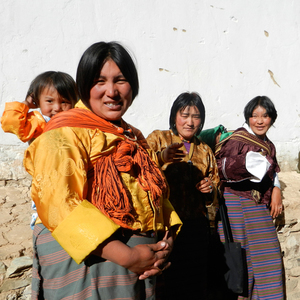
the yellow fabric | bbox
[147,129,220,198]
[147,129,220,222]
[74,99,87,109]
[52,200,120,264]
[1,102,46,142]
[24,125,182,264]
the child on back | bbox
[1,71,78,229]
[1,71,78,144]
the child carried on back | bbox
[1,71,78,228]
[1,71,78,143]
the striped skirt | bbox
[218,192,284,300]
[32,224,157,300]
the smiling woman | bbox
[89,59,133,121]
[174,105,201,141]
[23,41,182,300]
[215,96,284,299]
[146,92,220,299]
[248,104,273,139]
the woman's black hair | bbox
[169,92,205,136]
[26,71,78,108]
[76,41,139,108]
[244,96,277,125]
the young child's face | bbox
[39,85,72,118]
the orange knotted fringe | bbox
[44,108,168,229]
[91,139,167,229]
[133,145,168,207]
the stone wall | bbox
[0,178,32,300]
[0,170,300,299]
[276,172,300,300]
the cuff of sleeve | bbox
[52,200,120,264]
[246,151,271,182]
[274,173,281,189]
[5,102,29,113]
[162,200,182,236]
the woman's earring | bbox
[196,124,203,136]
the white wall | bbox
[1,0,299,172]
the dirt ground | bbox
[0,171,299,299]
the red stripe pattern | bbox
[32,224,156,300]
[218,192,284,299]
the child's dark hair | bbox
[26,71,78,107]
[244,96,277,126]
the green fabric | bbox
[197,125,232,149]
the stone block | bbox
[22,284,31,299]
[0,181,6,187]
[286,278,298,292]
[6,256,32,278]
[287,291,300,300]
[3,224,32,247]
[285,235,300,258]
[0,244,25,261]
[0,277,31,292]
[285,259,296,270]
[290,267,300,277]
[0,207,12,226]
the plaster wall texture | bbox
[0,0,299,177]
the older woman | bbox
[24,41,181,300]
[215,96,284,299]
[147,92,220,300]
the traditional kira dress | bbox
[215,124,284,300]
[23,105,182,300]
[147,129,220,300]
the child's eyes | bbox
[62,100,71,104]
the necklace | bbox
[180,136,191,143]
[112,123,137,142]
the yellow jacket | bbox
[24,121,182,264]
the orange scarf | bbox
[44,108,167,229]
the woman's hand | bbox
[137,240,172,280]
[196,177,214,194]
[94,237,171,280]
[126,241,169,277]
[270,186,283,218]
[160,143,187,165]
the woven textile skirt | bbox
[218,192,284,300]
[32,224,157,300]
